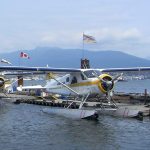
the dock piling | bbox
[144,89,148,105]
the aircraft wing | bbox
[0,66,81,74]
[1,66,150,74]
[100,67,150,72]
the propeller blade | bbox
[112,73,123,82]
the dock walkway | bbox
[1,92,150,118]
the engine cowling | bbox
[0,77,5,88]
[98,74,114,94]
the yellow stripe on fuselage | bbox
[69,79,107,94]
[49,80,107,94]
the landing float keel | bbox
[43,108,98,120]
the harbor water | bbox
[0,79,150,150]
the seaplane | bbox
[1,66,150,120]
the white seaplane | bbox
[1,66,150,120]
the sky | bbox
[0,0,150,58]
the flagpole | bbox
[82,32,84,59]
[19,52,21,66]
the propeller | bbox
[93,71,123,107]
[92,71,123,93]
[0,78,5,87]
[0,77,10,88]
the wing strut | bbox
[48,73,90,109]
[79,93,90,109]
[48,73,79,96]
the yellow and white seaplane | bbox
[1,66,150,120]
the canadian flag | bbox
[20,52,30,59]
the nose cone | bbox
[98,74,114,93]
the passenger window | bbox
[71,77,77,84]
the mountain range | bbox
[0,47,150,68]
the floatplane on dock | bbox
[1,66,150,120]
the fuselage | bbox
[45,70,113,96]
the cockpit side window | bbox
[81,73,86,80]
[66,77,69,82]
[71,76,77,84]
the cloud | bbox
[40,31,82,48]
[0,27,149,58]
[89,28,141,41]
[77,28,150,58]
[40,28,141,45]
[39,28,143,50]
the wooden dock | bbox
[1,92,150,118]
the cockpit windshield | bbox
[83,70,101,78]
